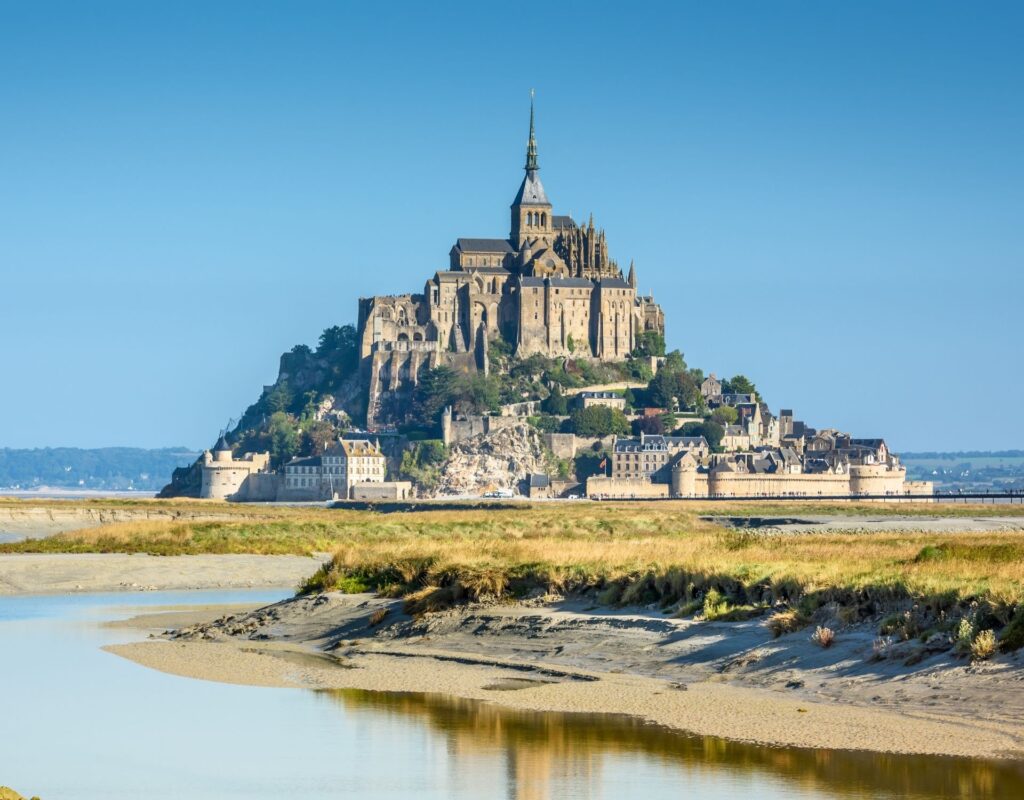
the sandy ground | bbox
[0,505,247,544]
[108,592,1024,760]
[0,553,325,595]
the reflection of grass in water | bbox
[319,689,1021,799]
[0,787,39,800]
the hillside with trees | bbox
[160,316,763,496]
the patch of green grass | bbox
[1000,607,1024,653]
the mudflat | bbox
[0,553,325,595]
[109,592,1024,760]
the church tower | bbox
[510,95,553,249]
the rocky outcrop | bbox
[434,424,549,497]
[157,460,203,498]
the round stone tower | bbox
[670,454,697,498]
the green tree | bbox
[316,324,359,379]
[570,406,630,437]
[267,412,301,462]
[542,384,568,415]
[663,350,687,372]
[464,374,501,415]
[528,415,563,433]
[711,406,738,426]
[399,440,447,491]
[265,382,294,414]
[632,415,665,435]
[410,366,461,426]
[488,336,514,370]
[302,419,338,455]
[648,368,699,411]
[680,420,725,452]
[632,331,666,358]
[721,374,757,398]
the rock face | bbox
[435,424,548,497]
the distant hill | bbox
[900,450,1024,492]
[0,447,200,492]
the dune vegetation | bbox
[4,499,1024,651]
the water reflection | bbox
[322,689,1024,800]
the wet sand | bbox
[108,593,1024,760]
[0,553,325,595]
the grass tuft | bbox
[811,625,836,648]
[767,609,812,637]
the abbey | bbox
[357,101,665,427]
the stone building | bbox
[358,99,665,428]
[280,438,405,500]
[590,432,932,499]
[611,433,710,482]
[199,435,272,500]
[577,391,627,411]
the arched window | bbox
[541,212,547,227]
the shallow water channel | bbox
[0,591,1021,799]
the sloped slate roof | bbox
[455,238,514,253]
[513,171,550,206]
[598,278,631,289]
[549,277,594,288]
[666,436,709,447]
[213,435,231,452]
[285,456,322,468]
[551,215,576,229]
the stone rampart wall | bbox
[586,476,670,499]
[351,481,413,500]
[707,472,850,497]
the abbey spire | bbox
[525,93,539,172]
[511,92,552,247]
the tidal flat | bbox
[3,591,1023,799]
[4,497,1024,795]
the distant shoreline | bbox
[1,489,157,499]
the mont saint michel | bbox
[4,6,1023,799]
[358,100,664,429]
[160,102,929,504]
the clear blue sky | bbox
[1,1,1021,452]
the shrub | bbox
[702,589,729,619]
[1000,607,1024,653]
[767,608,812,637]
[879,608,923,641]
[570,406,630,437]
[811,625,835,648]
[971,629,997,662]
[674,599,703,618]
[368,608,388,626]
[528,414,562,433]
[953,618,975,656]
[541,385,568,415]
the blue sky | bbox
[1,1,1021,452]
